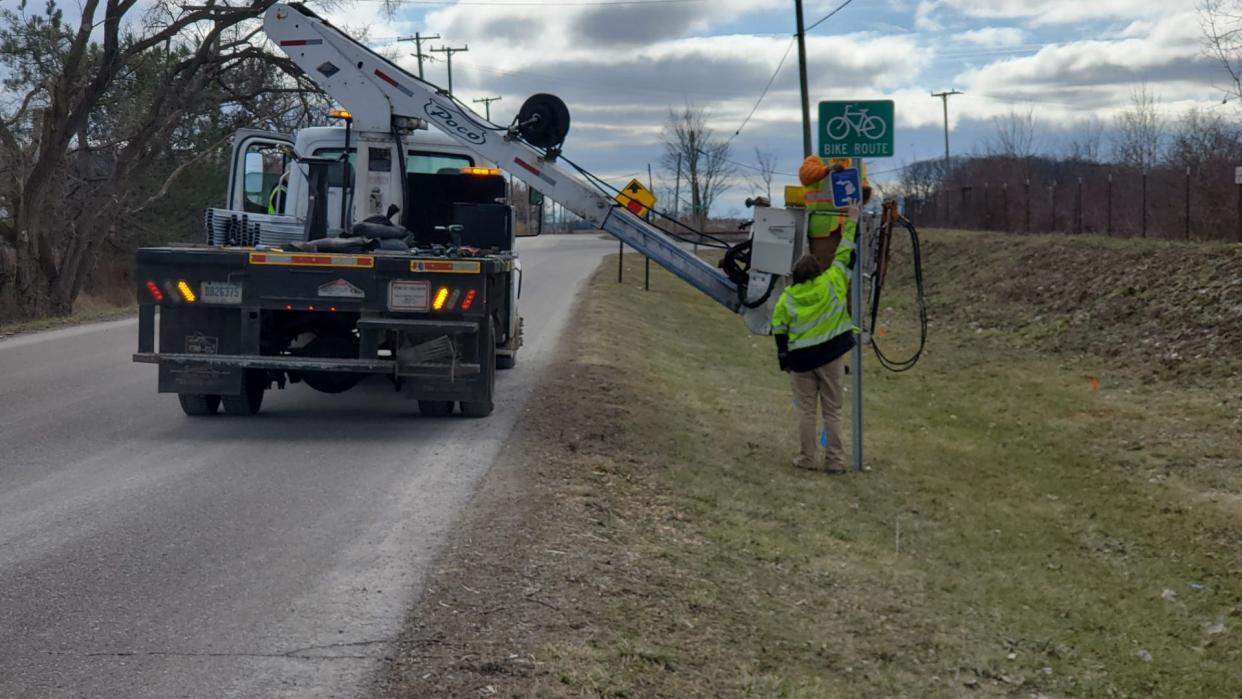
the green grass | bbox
[540,238,1242,697]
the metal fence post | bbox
[1141,171,1148,238]
[1003,182,1009,232]
[983,182,991,230]
[1024,178,1031,233]
[1050,180,1057,233]
[1237,176,1242,243]
[1185,166,1191,241]
[1107,172,1113,236]
[1076,176,1083,235]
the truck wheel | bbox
[496,353,516,370]
[178,394,221,416]
[418,400,454,417]
[461,326,496,418]
[222,371,266,416]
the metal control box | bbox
[750,207,803,276]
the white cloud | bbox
[958,26,1026,47]
[955,11,1213,113]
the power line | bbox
[731,37,796,140]
[805,0,856,33]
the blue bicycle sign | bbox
[818,100,895,158]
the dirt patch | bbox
[383,286,646,696]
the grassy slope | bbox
[536,232,1242,697]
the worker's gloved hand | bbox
[777,351,790,372]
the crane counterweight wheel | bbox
[516,93,570,150]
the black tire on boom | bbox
[222,370,266,416]
[516,93,570,151]
[178,393,221,416]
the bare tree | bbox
[900,157,944,201]
[749,146,778,201]
[1166,107,1242,169]
[1200,0,1242,102]
[0,0,318,320]
[659,105,735,230]
[1065,116,1106,163]
[986,108,1039,158]
[1112,85,1165,170]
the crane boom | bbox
[263,3,771,325]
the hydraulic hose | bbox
[868,211,927,373]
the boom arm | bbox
[264,3,763,323]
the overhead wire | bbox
[729,0,856,141]
[804,0,855,33]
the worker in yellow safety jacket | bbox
[798,156,870,268]
[771,201,861,473]
[267,172,289,215]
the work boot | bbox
[792,456,818,471]
[823,460,847,475]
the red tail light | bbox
[145,280,164,302]
[461,288,477,311]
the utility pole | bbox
[396,32,439,80]
[794,0,812,156]
[472,96,501,120]
[430,44,468,96]
[931,89,962,222]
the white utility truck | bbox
[133,2,815,418]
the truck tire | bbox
[178,394,221,416]
[418,400,454,417]
[460,323,496,418]
[496,353,516,370]
[222,370,266,416]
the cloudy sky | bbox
[315,0,1219,212]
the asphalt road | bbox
[0,235,614,698]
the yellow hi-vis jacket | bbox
[771,215,858,371]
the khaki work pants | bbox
[789,355,846,470]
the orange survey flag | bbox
[799,155,829,186]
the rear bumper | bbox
[132,352,481,378]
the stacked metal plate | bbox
[204,209,304,247]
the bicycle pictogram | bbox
[825,104,887,141]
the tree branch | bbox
[130,129,234,212]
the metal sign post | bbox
[851,215,866,472]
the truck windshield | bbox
[312,148,474,187]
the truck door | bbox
[228,130,294,214]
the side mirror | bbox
[517,188,544,237]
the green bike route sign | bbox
[818,100,895,158]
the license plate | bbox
[201,281,242,305]
[389,280,429,311]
